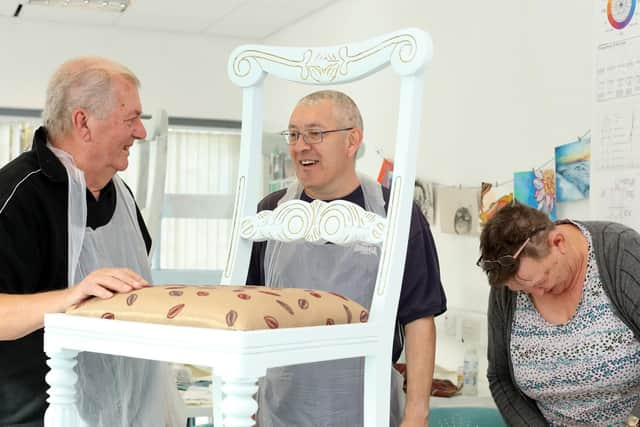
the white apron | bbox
[258,175,405,427]
[48,145,184,427]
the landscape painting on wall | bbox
[555,138,590,202]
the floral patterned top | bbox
[510,222,640,426]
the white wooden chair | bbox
[43,27,432,427]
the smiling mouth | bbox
[299,160,319,166]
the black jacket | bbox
[0,127,150,426]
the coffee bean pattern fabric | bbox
[67,285,369,331]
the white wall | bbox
[259,0,594,315]
[0,17,243,119]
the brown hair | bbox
[478,202,553,286]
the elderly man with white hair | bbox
[0,57,182,427]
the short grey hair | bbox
[297,90,363,131]
[42,56,140,140]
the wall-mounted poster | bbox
[479,182,513,226]
[414,180,435,224]
[514,168,557,220]
[555,137,591,201]
[436,186,480,236]
[377,158,394,189]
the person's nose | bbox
[133,117,147,140]
[291,134,310,152]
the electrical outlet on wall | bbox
[461,317,486,348]
[442,313,458,337]
[435,308,489,352]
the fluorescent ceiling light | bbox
[27,0,130,13]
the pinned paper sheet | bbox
[414,180,435,224]
[436,186,480,236]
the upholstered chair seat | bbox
[67,285,368,331]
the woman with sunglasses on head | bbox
[477,202,640,426]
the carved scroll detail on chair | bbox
[228,28,431,87]
[240,199,386,245]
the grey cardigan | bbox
[487,221,640,426]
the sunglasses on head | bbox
[476,225,548,274]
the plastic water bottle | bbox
[462,345,478,396]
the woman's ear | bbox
[549,229,567,252]
[71,109,91,142]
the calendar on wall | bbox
[591,0,640,230]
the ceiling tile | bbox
[7,0,338,40]
[116,0,247,33]
[204,0,336,39]
[18,3,120,25]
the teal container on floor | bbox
[429,406,506,427]
[195,407,505,427]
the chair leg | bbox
[364,355,391,427]
[44,349,84,427]
[219,376,259,427]
[212,375,223,427]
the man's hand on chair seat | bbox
[65,267,149,309]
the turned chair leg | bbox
[44,349,85,427]
[218,376,259,427]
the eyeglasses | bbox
[280,128,354,145]
[476,225,548,274]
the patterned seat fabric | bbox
[66,285,369,331]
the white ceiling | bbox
[0,0,338,40]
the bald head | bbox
[42,56,141,140]
[296,90,363,131]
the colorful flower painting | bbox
[479,182,513,226]
[514,168,557,220]
[555,138,590,202]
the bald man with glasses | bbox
[246,90,447,427]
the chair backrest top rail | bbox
[228,28,432,87]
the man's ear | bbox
[71,109,91,142]
[346,128,363,159]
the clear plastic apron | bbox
[48,145,183,427]
[259,175,405,427]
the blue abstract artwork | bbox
[555,138,590,202]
